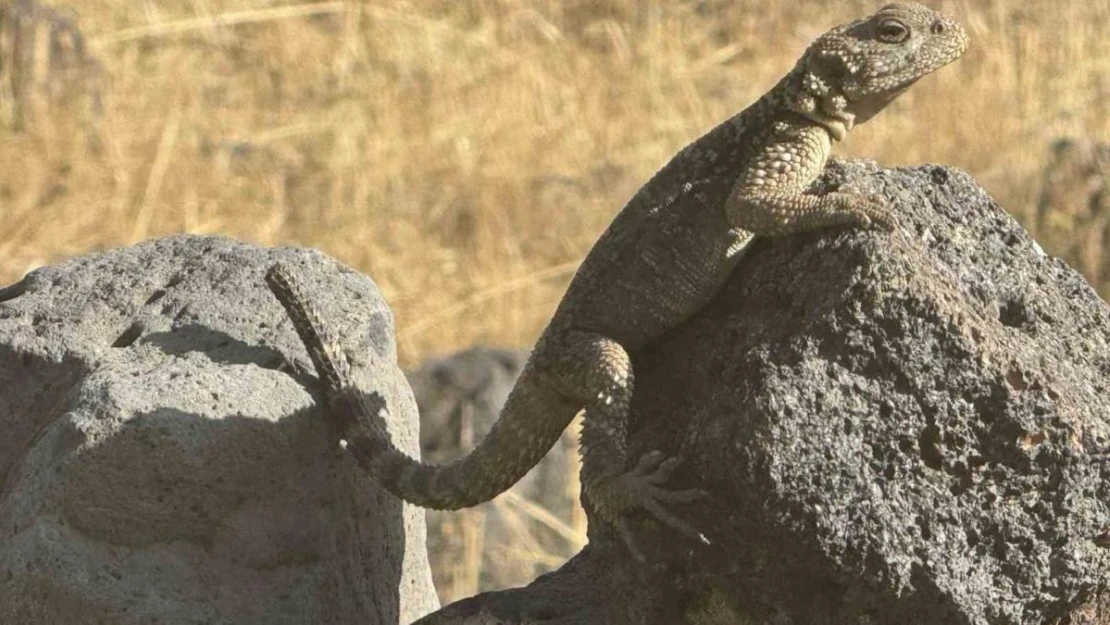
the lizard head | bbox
[787,2,969,141]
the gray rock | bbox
[406,347,581,601]
[0,235,438,624]
[417,161,1110,625]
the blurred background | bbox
[1,0,1107,604]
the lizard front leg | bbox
[544,329,707,560]
[726,187,895,236]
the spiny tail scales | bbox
[265,264,351,392]
[266,262,579,510]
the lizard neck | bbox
[770,67,854,143]
[794,110,851,143]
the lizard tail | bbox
[359,372,579,510]
[266,262,579,510]
[264,264,352,391]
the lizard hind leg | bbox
[548,330,708,559]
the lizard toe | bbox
[588,459,711,555]
[864,202,896,232]
[632,449,667,474]
[643,456,682,484]
[651,485,708,505]
[857,193,896,231]
[614,517,647,563]
[637,492,710,545]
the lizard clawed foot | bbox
[839,192,896,232]
[588,450,710,562]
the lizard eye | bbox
[876,18,910,43]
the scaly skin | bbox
[266,3,969,558]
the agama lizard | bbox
[266,3,968,557]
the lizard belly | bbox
[638,226,752,327]
[572,220,753,348]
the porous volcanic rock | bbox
[418,161,1110,625]
[0,235,439,624]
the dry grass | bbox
[2,0,1108,364]
[2,0,1109,602]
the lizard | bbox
[265,2,969,557]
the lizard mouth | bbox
[803,78,917,141]
[848,79,917,126]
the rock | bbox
[0,235,439,624]
[406,347,582,602]
[416,161,1110,625]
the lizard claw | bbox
[846,192,896,232]
[588,450,710,560]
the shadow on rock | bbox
[0,235,439,624]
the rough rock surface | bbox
[407,347,581,601]
[417,161,1110,625]
[0,235,439,624]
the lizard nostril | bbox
[931,20,946,35]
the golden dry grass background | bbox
[1,0,1108,603]
[2,0,1108,366]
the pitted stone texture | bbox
[417,163,1110,625]
[0,235,438,624]
[635,160,1110,624]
